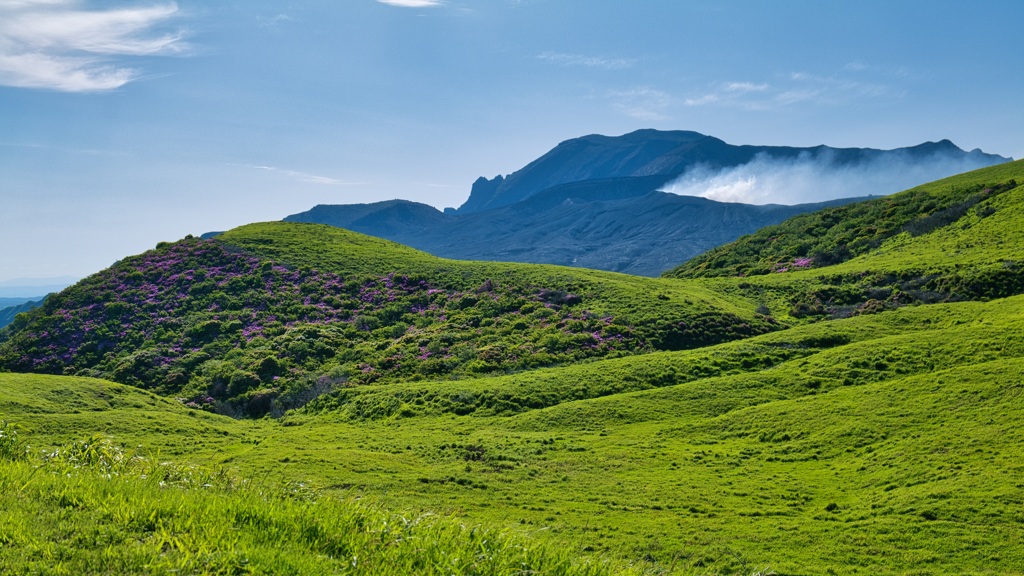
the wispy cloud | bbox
[844,60,909,77]
[684,80,776,108]
[683,68,902,110]
[538,51,634,70]
[0,140,126,156]
[0,0,186,92]
[724,81,769,93]
[607,87,673,121]
[375,0,444,7]
[604,64,905,120]
[256,13,292,28]
[232,164,361,186]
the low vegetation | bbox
[670,161,1024,322]
[4,161,1024,573]
[0,421,631,575]
[667,160,1022,279]
[4,286,1024,574]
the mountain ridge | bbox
[286,191,865,276]
[456,129,1009,214]
[286,129,1008,276]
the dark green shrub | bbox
[228,371,262,396]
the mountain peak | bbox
[456,130,1008,215]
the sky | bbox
[1,0,1022,285]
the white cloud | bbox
[684,81,772,109]
[257,13,292,28]
[607,87,673,121]
[683,68,901,111]
[538,51,634,70]
[683,93,719,106]
[773,88,821,105]
[375,0,443,7]
[0,0,185,92]
[724,81,768,93]
[233,164,361,187]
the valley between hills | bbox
[2,159,1024,574]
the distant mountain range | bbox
[0,276,78,299]
[286,130,1010,276]
[0,298,44,330]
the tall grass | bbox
[0,426,632,575]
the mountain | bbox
[456,129,1009,214]
[0,298,44,330]
[286,130,1009,276]
[288,186,862,276]
[0,297,40,309]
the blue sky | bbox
[1,0,1022,284]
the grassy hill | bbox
[4,161,1024,573]
[3,292,1023,574]
[666,160,1024,322]
[667,159,1023,279]
[0,223,772,417]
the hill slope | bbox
[668,159,1024,279]
[0,376,628,576]
[0,223,773,416]
[3,291,1024,574]
[663,160,1024,321]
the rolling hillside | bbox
[666,160,1024,322]
[0,223,773,417]
[669,159,1024,280]
[3,292,1023,574]
[0,376,627,576]
[4,161,1024,573]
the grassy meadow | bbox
[4,291,1024,574]
[2,160,1024,574]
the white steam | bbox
[660,151,1005,205]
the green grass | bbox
[303,294,1016,420]
[4,293,1024,574]
[0,423,630,576]
[664,160,1024,322]
[667,159,1024,279]
[218,222,763,324]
